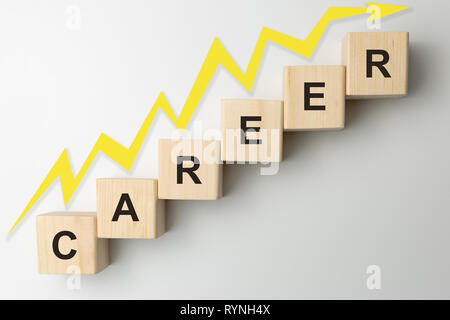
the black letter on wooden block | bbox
[112,193,139,222]
[241,116,262,144]
[304,82,325,110]
[52,231,77,260]
[366,49,391,78]
[177,156,201,184]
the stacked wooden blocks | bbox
[36,32,409,274]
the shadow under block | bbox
[96,179,165,239]
[343,32,409,98]
[36,212,109,274]
[158,139,222,200]
[283,66,345,131]
[221,99,283,162]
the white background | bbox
[1,0,449,299]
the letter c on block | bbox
[52,230,77,260]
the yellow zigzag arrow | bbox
[9,2,408,234]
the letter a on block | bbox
[112,193,139,222]
[158,139,222,200]
[96,179,165,239]
[36,212,109,274]
[343,32,409,98]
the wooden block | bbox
[96,179,165,239]
[283,65,346,131]
[36,212,109,274]
[221,99,283,162]
[343,32,409,98]
[158,139,222,200]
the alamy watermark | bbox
[66,5,81,31]
[66,265,81,290]
[366,265,381,290]
[366,4,382,30]
[168,120,280,176]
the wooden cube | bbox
[158,139,222,200]
[221,99,283,162]
[283,66,345,131]
[36,212,109,274]
[343,32,409,98]
[96,179,165,239]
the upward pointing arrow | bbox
[8,3,409,235]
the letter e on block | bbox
[284,66,345,130]
[36,212,109,274]
[221,99,283,162]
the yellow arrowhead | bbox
[366,2,409,22]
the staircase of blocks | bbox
[36,31,409,275]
